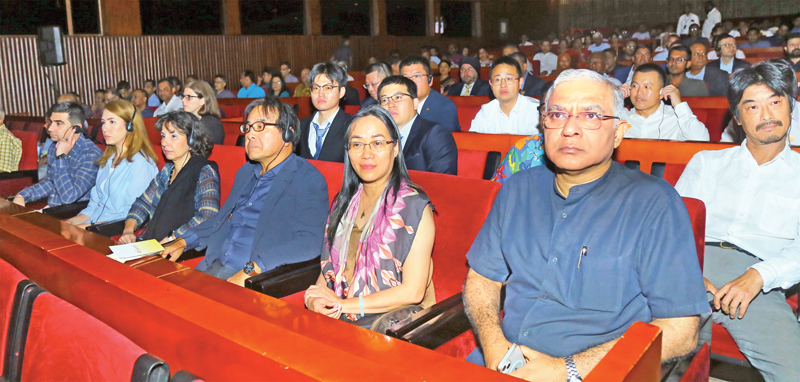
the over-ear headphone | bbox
[282,125,296,144]
[186,122,195,147]
[126,107,137,132]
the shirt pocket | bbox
[759,193,799,239]
[569,256,625,313]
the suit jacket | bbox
[403,117,458,175]
[610,65,632,82]
[704,58,751,97]
[419,90,460,133]
[361,96,378,108]
[339,86,361,107]
[296,109,352,162]
[193,154,329,273]
[521,72,546,98]
[675,77,709,97]
[447,79,492,97]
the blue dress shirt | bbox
[80,152,159,223]
[237,84,266,99]
[467,162,709,357]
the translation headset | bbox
[126,107,137,132]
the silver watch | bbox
[565,355,582,382]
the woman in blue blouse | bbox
[67,100,159,227]
[118,112,220,244]
[270,75,291,97]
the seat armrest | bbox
[0,169,38,182]
[385,293,472,349]
[244,256,321,298]
[84,219,128,237]
[41,200,90,220]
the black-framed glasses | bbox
[491,77,520,86]
[179,94,203,100]
[379,93,412,106]
[345,140,397,153]
[311,84,337,94]
[240,121,279,134]
[667,57,687,63]
[543,112,619,130]
[403,73,432,83]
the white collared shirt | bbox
[676,141,800,291]
[416,97,428,115]
[308,108,340,158]
[677,13,700,35]
[153,94,183,117]
[460,82,475,96]
[708,49,746,60]
[469,94,540,135]
[623,101,710,141]
[702,8,721,39]
[398,114,417,148]
[533,52,558,75]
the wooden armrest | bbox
[244,256,321,298]
[385,294,472,349]
[85,219,128,237]
[41,200,89,220]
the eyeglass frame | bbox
[240,120,280,134]
[310,84,340,94]
[344,139,397,153]
[379,93,413,106]
[491,77,521,86]
[179,93,203,100]
[403,73,433,83]
[542,111,620,130]
[666,57,688,63]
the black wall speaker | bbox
[37,26,67,66]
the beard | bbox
[789,48,800,59]
[753,119,788,145]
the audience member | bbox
[331,35,353,69]
[438,60,456,94]
[470,57,540,135]
[566,39,589,63]
[117,81,132,101]
[769,23,791,47]
[182,80,225,145]
[362,62,392,108]
[740,28,772,48]
[705,34,751,96]
[502,43,534,70]
[258,67,274,93]
[162,97,328,284]
[294,68,312,97]
[509,52,546,97]
[478,48,493,67]
[169,76,183,95]
[666,45,709,96]
[783,33,800,71]
[304,106,434,331]
[552,53,573,77]
[686,43,710,80]
[619,40,637,62]
[625,45,653,84]
[604,48,631,82]
[682,24,710,48]
[632,23,651,40]
[333,61,360,107]
[297,62,351,162]
[534,41,558,75]
[104,87,120,103]
[677,4,700,37]
[269,75,291,97]
[447,43,463,67]
[119,111,220,244]
[462,46,471,57]
[421,47,436,69]
[14,102,102,207]
[57,92,93,118]
[0,110,22,172]
[702,1,721,39]
[587,32,610,53]
[676,60,800,382]
[91,89,106,117]
[448,56,491,97]
[154,77,184,117]
[793,14,800,33]
[237,70,266,99]
[653,34,681,61]
[144,79,160,108]
[626,64,709,141]
[520,34,533,46]
[280,62,299,83]
[185,75,198,84]
[388,55,403,75]
[378,76,457,174]
[66,100,159,227]
[213,74,235,99]
[400,56,459,133]
[464,68,707,379]
[131,89,154,118]
[588,52,622,86]
[430,46,441,64]
[608,33,622,55]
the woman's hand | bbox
[305,285,342,318]
[118,232,137,244]
[161,238,186,262]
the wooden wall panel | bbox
[0,34,478,115]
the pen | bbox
[577,246,587,269]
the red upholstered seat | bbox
[662,163,687,186]
[682,197,706,273]
[344,105,360,115]
[10,130,37,171]
[457,149,489,179]
[448,96,491,131]
[143,117,161,146]
[20,293,148,381]
[219,104,244,119]
[0,131,39,198]
[0,259,26,373]
[350,80,366,101]
[208,145,247,205]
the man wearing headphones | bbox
[162,96,329,285]
[13,101,102,207]
[705,34,751,96]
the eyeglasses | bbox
[667,57,687,63]
[692,52,707,57]
[543,112,620,130]
[491,77,520,86]
[460,67,476,73]
[363,82,381,90]
[403,74,431,83]
[240,121,279,134]
[346,139,397,153]
[311,84,337,94]
[179,94,203,100]
[720,43,736,48]
[379,93,412,106]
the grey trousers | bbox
[704,245,800,382]
[199,259,238,280]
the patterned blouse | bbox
[127,162,220,236]
[491,134,545,183]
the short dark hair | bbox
[144,79,156,88]
[377,75,418,99]
[116,80,131,90]
[280,61,291,68]
[387,56,402,67]
[633,63,667,87]
[728,59,798,119]
[158,77,178,89]
[714,33,735,50]
[668,45,692,59]
[786,33,800,43]
[747,28,761,35]
[399,55,432,77]
[155,111,214,158]
[635,44,652,56]
[262,66,274,75]
[168,76,183,89]
[241,70,257,84]
[364,61,392,78]
[105,87,121,97]
[243,96,301,146]
[214,74,228,83]
[309,61,348,88]
[494,55,523,77]
[132,88,147,97]
[48,101,86,126]
[602,48,617,57]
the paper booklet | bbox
[108,240,164,263]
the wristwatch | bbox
[564,355,582,382]
[243,261,258,277]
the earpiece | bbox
[187,123,195,147]
[659,88,663,96]
[282,125,296,144]
[126,107,136,132]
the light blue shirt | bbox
[237,84,266,99]
[398,114,418,148]
[80,152,159,223]
[147,93,161,108]
[720,59,735,74]
[686,66,706,80]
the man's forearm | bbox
[463,269,505,350]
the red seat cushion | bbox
[142,117,161,146]
[9,130,37,171]
[457,149,489,179]
[208,145,247,204]
[21,293,146,381]
[219,104,245,119]
[663,163,687,187]
[0,259,26,372]
[344,105,360,115]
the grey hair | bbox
[593,32,603,39]
[544,69,626,118]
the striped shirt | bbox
[127,162,221,236]
[0,125,22,172]
[18,135,102,205]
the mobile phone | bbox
[497,343,527,374]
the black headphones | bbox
[126,107,137,132]
[187,122,195,147]
[282,125,296,144]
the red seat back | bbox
[208,145,247,204]
[457,149,489,179]
[662,163,686,186]
[143,117,160,146]
[682,197,706,272]
[21,293,146,381]
[344,105,360,115]
[0,259,26,372]
[350,80,366,101]
[479,67,491,81]
[10,130,38,171]
[308,159,344,208]
[219,104,245,119]
[150,146,168,170]
[449,96,491,131]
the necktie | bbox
[313,122,329,160]
[464,84,473,96]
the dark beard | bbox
[789,48,800,59]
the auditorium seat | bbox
[219,104,244,119]
[452,132,528,155]
[448,96,491,131]
[0,259,26,373]
[207,145,247,205]
[142,117,160,146]
[170,370,204,382]
[457,149,502,180]
[479,66,491,81]
[650,162,687,186]
[344,105,360,115]
[351,80,366,101]
[0,131,38,198]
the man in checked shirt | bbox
[13,101,102,207]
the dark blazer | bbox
[339,86,361,107]
[704,58,751,97]
[521,72,547,98]
[193,154,329,273]
[296,109,352,162]
[610,64,632,83]
[447,78,492,97]
[419,90,460,133]
[361,96,378,108]
[403,116,458,175]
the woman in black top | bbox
[181,80,225,145]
